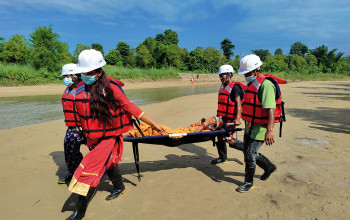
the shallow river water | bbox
[0,85,218,130]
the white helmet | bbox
[61,63,80,76]
[218,64,234,75]
[237,54,262,75]
[77,49,106,73]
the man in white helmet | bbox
[212,64,246,164]
[236,54,286,192]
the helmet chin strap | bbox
[221,73,231,85]
[225,73,231,83]
[254,68,261,76]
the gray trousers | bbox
[243,134,264,169]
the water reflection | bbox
[125,86,218,105]
[0,85,218,130]
[0,95,63,130]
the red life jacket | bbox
[217,82,246,119]
[75,78,133,139]
[62,87,81,127]
[242,74,286,124]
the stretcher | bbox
[124,120,243,181]
[124,129,243,147]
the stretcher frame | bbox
[124,121,243,181]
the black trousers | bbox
[64,127,84,174]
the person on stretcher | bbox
[123,116,224,138]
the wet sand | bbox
[0,80,349,219]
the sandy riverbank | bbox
[0,80,349,219]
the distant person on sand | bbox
[212,64,246,164]
[66,49,165,219]
[191,75,194,85]
[58,64,85,184]
[236,54,286,193]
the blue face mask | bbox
[245,76,256,83]
[81,74,97,85]
[63,78,73,86]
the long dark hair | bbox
[89,69,120,125]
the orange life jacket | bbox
[242,74,286,124]
[75,78,133,139]
[62,87,81,127]
[217,82,246,119]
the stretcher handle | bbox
[169,133,188,137]
[225,122,235,126]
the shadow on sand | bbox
[287,82,350,134]
[50,141,245,213]
[287,107,350,134]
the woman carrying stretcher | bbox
[66,49,165,220]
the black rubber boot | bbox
[58,173,73,184]
[256,154,277,181]
[211,158,228,164]
[106,165,125,201]
[236,166,255,193]
[211,141,227,164]
[67,187,97,220]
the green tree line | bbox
[0,25,349,85]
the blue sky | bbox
[1,0,349,57]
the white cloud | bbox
[1,0,349,53]
[2,0,349,30]
[0,0,208,22]
[228,0,350,39]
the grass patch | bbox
[271,71,350,82]
[103,65,180,80]
[0,62,60,86]
[0,62,349,86]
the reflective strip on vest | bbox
[241,75,283,124]
[62,87,81,127]
[217,82,245,119]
